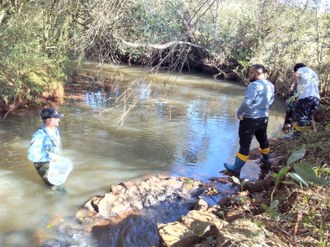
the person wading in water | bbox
[28,107,67,192]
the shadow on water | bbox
[93,215,159,247]
[92,199,194,247]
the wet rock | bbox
[192,198,209,211]
[98,193,132,218]
[32,215,67,247]
[198,178,239,207]
[75,175,205,231]
[181,209,227,230]
[109,184,126,194]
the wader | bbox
[34,162,52,186]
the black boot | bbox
[260,153,272,168]
[260,148,272,169]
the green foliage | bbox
[326,124,330,131]
[287,145,306,165]
[293,162,329,186]
[287,172,309,187]
[123,0,184,42]
[1,0,330,108]
[0,0,71,107]
[266,144,329,227]
[231,176,249,191]
[271,165,291,201]
[0,78,17,104]
[261,199,280,222]
[314,164,330,181]
[271,147,306,200]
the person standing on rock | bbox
[28,107,66,191]
[223,64,275,175]
[289,63,320,135]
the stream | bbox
[0,64,286,246]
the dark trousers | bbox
[294,97,320,127]
[284,100,297,126]
[238,117,269,156]
[34,162,52,186]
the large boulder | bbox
[75,175,204,231]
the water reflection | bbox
[0,65,286,245]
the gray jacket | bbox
[237,79,274,119]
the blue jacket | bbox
[27,124,62,162]
[237,79,274,119]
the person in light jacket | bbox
[28,107,63,188]
[223,64,274,175]
[290,63,320,135]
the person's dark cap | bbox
[40,107,64,119]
